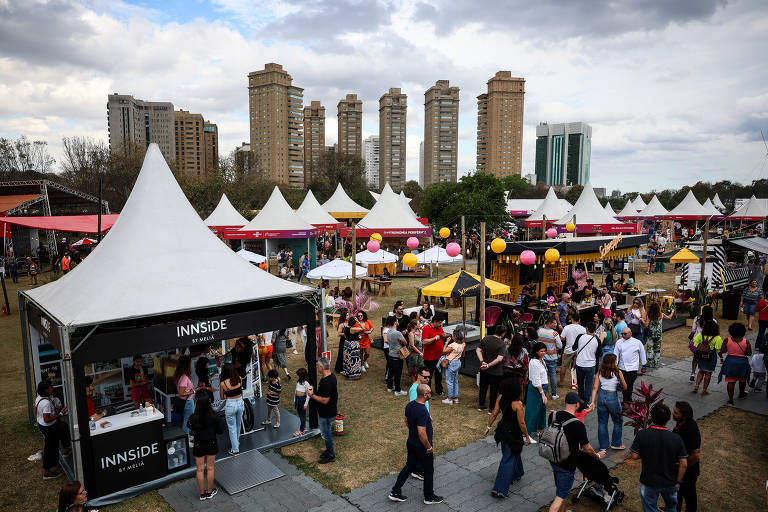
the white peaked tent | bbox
[322,183,369,219]
[239,186,318,237]
[637,195,669,218]
[203,193,249,230]
[526,188,572,226]
[353,183,431,236]
[25,145,311,327]
[415,246,463,264]
[729,195,768,220]
[555,183,634,233]
[712,193,726,210]
[664,190,711,220]
[307,258,368,280]
[399,191,418,218]
[631,195,647,211]
[355,249,399,264]
[369,190,380,201]
[604,202,617,216]
[702,198,723,217]
[237,249,267,264]
[297,189,340,229]
[616,201,640,219]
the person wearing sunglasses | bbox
[615,328,646,403]
[57,481,88,512]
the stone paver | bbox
[161,344,768,512]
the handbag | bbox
[440,356,450,368]
[398,345,411,359]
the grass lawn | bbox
[3,258,766,511]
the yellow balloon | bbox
[439,227,450,238]
[491,238,506,254]
[545,248,560,263]
[370,233,383,243]
[566,222,576,232]
[403,253,417,267]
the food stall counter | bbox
[90,407,164,436]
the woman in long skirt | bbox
[342,315,364,379]
[334,310,348,373]
[524,342,549,439]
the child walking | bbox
[262,369,282,428]
[750,347,766,392]
[293,368,312,436]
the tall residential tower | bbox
[337,94,362,157]
[107,93,175,161]
[476,71,525,178]
[423,80,459,186]
[247,63,304,187]
[303,101,326,185]
[362,135,380,188]
[379,88,407,190]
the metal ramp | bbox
[214,449,285,495]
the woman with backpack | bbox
[692,320,723,395]
[187,394,225,501]
[718,322,752,406]
[688,306,718,381]
[485,377,531,499]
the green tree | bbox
[502,175,533,199]
[402,180,422,198]
[0,135,56,177]
[308,152,373,208]
[562,185,584,205]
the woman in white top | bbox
[589,354,627,455]
[524,342,549,439]
[599,287,613,319]
[626,298,646,343]
[293,368,312,437]
[35,380,71,479]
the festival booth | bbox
[20,146,320,503]
[554,184,637,234]
[508,194,571,220]
[355,248,399,277]
[203,193,249,235]
[702,198,725,219]
[525,187,572,229]
[231,187,319,270]
[483,234,648,324]
[661,191,712,240]
[728,195,768,223]
[615,201,639,221]
[636,195,669,220]
[712,193,726,211]
[322,184,369,221]
[297,189,343,232]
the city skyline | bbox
[1,1,767,191]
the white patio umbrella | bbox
[355,249,399,265]
[307,258,368,280]
[415,246,463,264]
[236,249,266,264]
[71,237,98,247]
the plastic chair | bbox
[485,306,502,328]
[520,312,534,323]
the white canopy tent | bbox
[729,195,768,220]
[664,190,711,220]
[322,183,369,219]
[554,183,635,233]
[25,145,311,327]
[369,190,380,201]
[351,183,431,237]
[307,258,368,280]
[637,195,669,218]
[203,193,248,230]
[603,202,617,216]
[415,246,463,264]
[399,191,418,218]
[712,193,726,210]
[702,198,723,217]
[238,187,318,236]
[631,195,647,212]
[525,187,572,226]
[616,201,640,219]
[355,249,399,264]
[236,249,267,264]
[297,189,341,229]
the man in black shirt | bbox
[226,337,253,388]
[308,357,338,464]
[630,403,688,512]
[673,401,701,512]
[476,324,507,411]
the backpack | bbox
[538,412,579,464]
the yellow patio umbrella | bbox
[420,270,510,298]
[669,248,700,264]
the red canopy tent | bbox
[0,214,119,234]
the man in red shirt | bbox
[421,317,446,396]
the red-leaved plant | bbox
[622,380,664,435]
[337,290,380,318]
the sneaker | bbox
[365,362,370,369]
[361,367,367,373]
[43,471,62,480]
[528,435,537,444]
[318,454,336,464]
[395,391,408,396]
[411,472,424,480]
[261,420,271,425]
[552,394,560,400]
[208,488,218,499]
[727,400,734,406]
[477,407,486,412]
[227,449,239,456]
[387,388,393,393]
[273,423,280,428]
[738,392,749,399]
[441,398,453,405]
[490,490,506,499]
[424,495,444,505]
[389,491,407,502]
[200,494,207,501]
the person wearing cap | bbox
[547,392,601,512]
[615,327,647,403]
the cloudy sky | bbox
[1,0,767,191]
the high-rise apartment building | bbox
[418,141,424,187]
[476,71,525,178]
[362,135,380,188]
[379,88,407,190]
[303,101,326,185]
[234,142,253,175]
[423,80,459,186]
[337,94,362,157]
[107,93,175,161]
[173,110,206,179]
[534,122,592,186]
[247,63,304,187]
[204,121,218,173]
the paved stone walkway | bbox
[161,344,768,512]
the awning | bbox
[0,194,42,213]
[0,214,119,233]
[726,237,768,254]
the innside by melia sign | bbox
[175,318,229,345]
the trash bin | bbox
[721,291,740,320]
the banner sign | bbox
[28,304,62,353]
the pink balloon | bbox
[520,250,536,265]
[406,236,419,249]
[445,242,461,257]
[546,228,558,239]
[366,239,380,253]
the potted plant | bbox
[688,277,710,320]
[622,380,664,435]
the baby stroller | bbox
[573,451,624,511]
